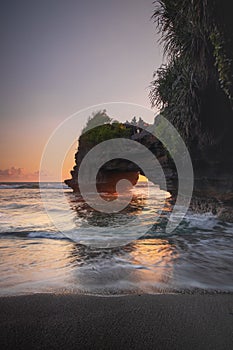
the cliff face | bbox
[65,124,177,195]
[65,120,233,221]
[148,0,233,218]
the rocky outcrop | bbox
[65,123,177,195]
[65,121,233,221]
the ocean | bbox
[0,182,232,296]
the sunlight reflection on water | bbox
[0,184,233,295]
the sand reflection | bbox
[0,236,178,295]
[0,238,76,295]
[128,239,177,292]
[66,237,178,294]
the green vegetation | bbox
[81,111,131,147]
[150,0,233,148]
[81,110,112,134]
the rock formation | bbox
[65,116,233,221]
[65,121,177,195]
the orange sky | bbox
[0,138,77,182]
[0,0,162,182]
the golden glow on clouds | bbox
[0,149,149,183]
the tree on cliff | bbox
[81,110,112,134]
[150,0,233,153]
[80,110,131,147]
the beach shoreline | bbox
[0,293,232,350]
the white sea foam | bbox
[0,182,232,296]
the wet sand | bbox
[0,293,232,349]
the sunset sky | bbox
[1,0,163,182]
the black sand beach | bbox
[0,294,232,350]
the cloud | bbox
[0,167,22,177]
[0,167,40,181]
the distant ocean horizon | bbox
[0,181,67,189]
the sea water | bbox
[0,182,232,296]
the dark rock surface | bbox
[65,122,233,221]
[65,124,178,195]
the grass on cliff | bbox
[81,122,131,147]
